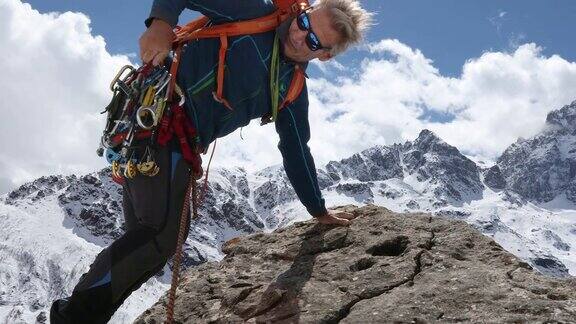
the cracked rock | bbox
[134,205,576,323]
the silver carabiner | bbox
[175,84,186,105]
[109,119,129,136]
[110,65,136,92]
[155,73,171,97]
[136,106,157,130]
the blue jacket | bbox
[147,0,328,217]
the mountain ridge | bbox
[1,99,575,323]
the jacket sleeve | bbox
[275,85,328,218]
[146,0,276,27]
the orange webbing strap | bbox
[165,16,210,103]
[166,45,183,102]
[215,34,232,109]
[279,64,306,109]
[174,12,287,111]
[174,11,287,43]
[174,16,210,40]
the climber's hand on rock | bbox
[316,209,356,226]
[139,18,175,66]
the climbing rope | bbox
[165,172,198,324]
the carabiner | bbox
[141,86,157,106]
[136,106,157,130]
[124,160,138,178]
[110,65,136,92]
[175,84,186,106]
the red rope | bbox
[165,173,197,324]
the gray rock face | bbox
[200,167,263,233]
[4,169,125,244]
[334,182,374,203]
[323,130,485,206]
[254,166,298,214]
[543,229,571,252]
[325,145,403,182]
[4,174,73,205]
[134,206,576,323]
[546,100,576,130]
[531,256,571,278]
[401,130,484,204]
[57,169,124,242]
[483,165,506,190]
[497,101,576,204]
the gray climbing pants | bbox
[50,144,191,324]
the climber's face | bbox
[282,7,341,63]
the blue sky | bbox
[24,0,576,77]
[1,0,576,194]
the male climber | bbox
[50,0,372,322]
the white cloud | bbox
[301,40,576,167]
[0,0,131,192]
[508,32,527,49]
[2,0,576,192]
[310,58,346,74]
[215,40,576,175]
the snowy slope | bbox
[0,172,170,323]
[1,100,575,323]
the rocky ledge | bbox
[135,205,576,323]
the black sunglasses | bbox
[296,11,331,52]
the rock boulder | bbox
[135,205,576,323]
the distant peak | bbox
[413,129,444,147]
[419,128,434,136]
[545,100,576,130]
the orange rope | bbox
[165,173,197,324]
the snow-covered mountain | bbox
[322,128,485,207]
[494,101,576,204]
[1,100,575,323]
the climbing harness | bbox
[170,1,309,124]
